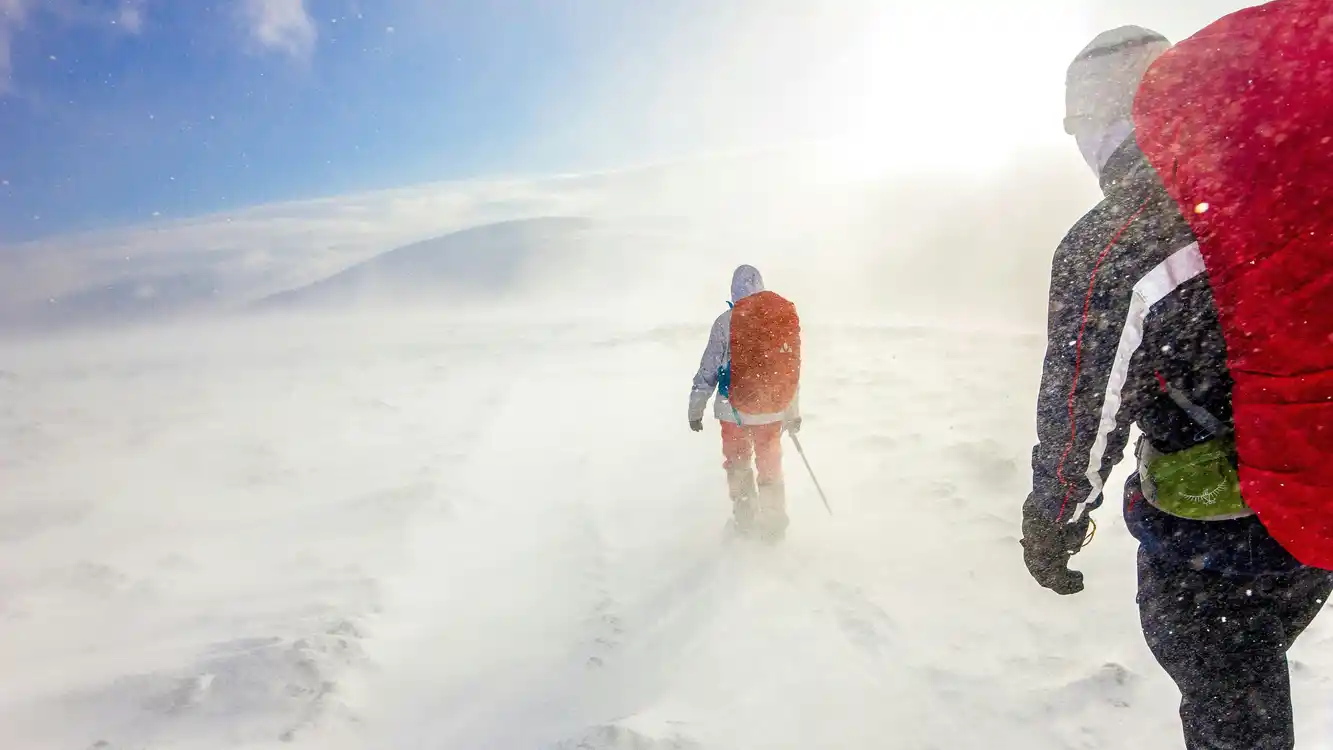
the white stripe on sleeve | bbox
[1066,242,1207,523]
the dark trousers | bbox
[1138,548,1333,749]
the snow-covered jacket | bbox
[1027,139,1300,576]
[688,266,800,426]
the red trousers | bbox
[721,421,784,487]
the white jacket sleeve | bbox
[689,313,729,422]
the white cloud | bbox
[243,0,316,61]
[0,0,309,94]
[0,0,147,94]
[116,0,145,34]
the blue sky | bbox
[0,0,719,241]
[0,0,1254,244]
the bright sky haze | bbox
[0,0,1257,243]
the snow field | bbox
[2,312,1331,749]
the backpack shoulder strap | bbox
[1164,385,1229,438]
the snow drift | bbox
[3,310,1332,749]
[8,147,1324,750]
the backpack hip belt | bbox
[1136,436,1255,521]
[1136,384,1254,521]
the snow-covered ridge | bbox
[0,145,1095,334]
[252,217,596,310]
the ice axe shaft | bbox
[789,432,832,516]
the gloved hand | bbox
[1021,498,1089,595]
[689,418,704,433]
[785,417,802,434]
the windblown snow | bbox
[2,149,1331,750]
[4,306,1332,750]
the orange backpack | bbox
[727,291,801,415]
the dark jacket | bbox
[1026,139,1302,576]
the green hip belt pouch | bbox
[1143,437,1252,520]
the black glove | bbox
[1021,496,1089,595]
[689,418,704,433]
[785,417,802,434]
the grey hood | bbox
[730,265,764,304]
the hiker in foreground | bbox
[688,265,801,541]
[1022,9,1333,748]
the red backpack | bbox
[1134,0,1333,569]
[728,291,801,415]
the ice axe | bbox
[788,431,832,516]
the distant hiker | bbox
[1022,12,1333,749]
[689,265,801,541]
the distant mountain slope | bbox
[0,271,228,331]
[254,216,594,310]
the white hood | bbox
[1065,26,1170,179]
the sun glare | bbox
[804,3,1085,181]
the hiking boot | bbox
[756,481,789,543]
[726,465,758,532]
[732,496,757,534]
[727,465,757,503]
